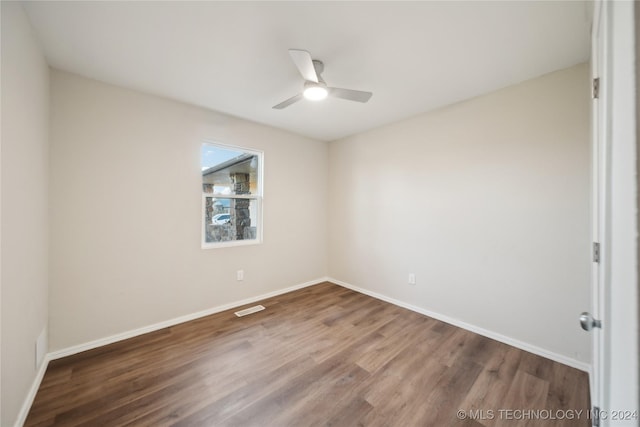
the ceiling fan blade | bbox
[272,93,303,109]
[329,87,373,103]
[289,49,318,83]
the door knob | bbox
[580,312,602,331]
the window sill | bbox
[201,239,262,250]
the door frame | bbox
[590,1,640,424]
[590,0,606,415]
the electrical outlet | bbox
[408,273,416,285]
[237,270,244,281]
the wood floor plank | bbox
[399,357,484,426]
[457,344,523,421]
[25,282,591,427]
[321,396,373,427]
[494,370,551,427]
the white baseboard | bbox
[14,354,51,427]
[48,277,328,361]
[328,277,591,373]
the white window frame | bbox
[201,141,264,249]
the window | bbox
[201,142,263,248]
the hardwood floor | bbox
[25,282,590,426]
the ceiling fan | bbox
[273,49,373,109]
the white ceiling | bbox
[23,1,591,142]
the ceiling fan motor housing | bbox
[312,59,325,77]
[304,80,327,90]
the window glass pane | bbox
[204,197,258,243]
[202,142,262,248]
[202,145,259,196]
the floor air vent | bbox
[234,305,265,317]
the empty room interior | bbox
[1,1,638,427]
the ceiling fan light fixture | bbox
[303,84,328,101]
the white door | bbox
[588,0,606,419]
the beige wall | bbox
[49,70,328,350]
[328,64,591,364]
[1,2,50,425]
